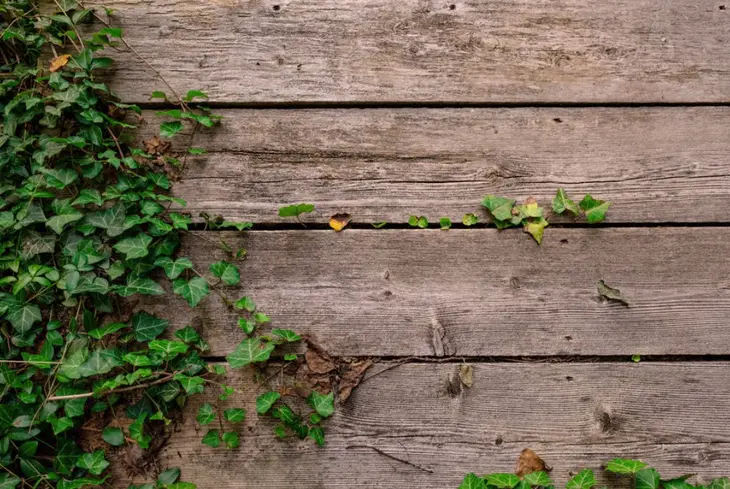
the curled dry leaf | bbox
[339,359,374,402]
[49,54,71,72]
[143,135,171,156]
[597,280,629,307]
[304,342,336,374]
[458,364,473,389]
[329,213,352,232]
[515,448,550,476]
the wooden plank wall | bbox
[92,0,730,487]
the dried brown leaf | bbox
[49,54,71,72]
[515,448,550,477]
[597,280,629,306]
[329,213,352,232]
[338,359,374,402]
[458,364,473,388]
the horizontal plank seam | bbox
[201,355,730,363]
[138,101,730,110]
[185,222,730,231]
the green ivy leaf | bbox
[173,277,210,307]
[635,468,661,489]
[484,474,521,489]
[222,431,240,449]
[308,427,325,447]
[174,374,205,394]
[604,458,648,474]
[113,233,152,260]
[235,296,256,312]
[155,257,194,280]
[76,450,109,475]
[201,429,220,448]
[553,188,580,215]
[102,427,125,446]
[196,404,215,425]
[481,195,515,221]
[209,260,240,286]
[710,479,730,489]
[160,121,184,138]
[579,194,611,223]
[223,408,245,423]
[408,215,428,228]
[85,204,126,237]
[271,329,301,342]
[256,391,281,414]
[566,469,596,489]
[158,467,181,485]
[523,217,549,245]
[5,302,42,334]
[462,213,479,226]
[459,474,486,489]
[72,189,104,206]
[523,472,553,487]
[0,474,22,489]
[307,391,334,418]
[227,338,275,368]
[439,217,452,229]
[115,276,165,297]
[175,326,201,344]
[149,339,189,358]
[132,312,169,342]
[87,322,126,340]
[278,203,315,218]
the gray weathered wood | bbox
[140,228,730,357]
[115,363,730,488]
[89,0,730,103]
[140,107,730,224]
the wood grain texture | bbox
[88,0,730,103]
[141,107,730,224]
[114,363,730,488]
[140,228,730,357]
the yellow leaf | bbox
[523,217,548,244]
[458,365,473,388]
[50,54,72,73]
[329,213,351,232]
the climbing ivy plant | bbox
[0,2,332,488]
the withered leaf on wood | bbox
[515,448,550,476]
[458,364,473,389]
[338,359,374,402]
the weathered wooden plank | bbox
[117,363,730,488]
[140,228,730,357]
[89,0,730,103]
[145,107,730,224]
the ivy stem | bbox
[47,371,178,401]
[51,0,85,51]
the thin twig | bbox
[51,0,84,51]
[0,359,61,365]
[47,372,177,401]
[346,445,434,474]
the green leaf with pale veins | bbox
[523,472,553,487]
[566,469,596,489]
[223,408,245,423]
[458,474,486,489]
[174,374,205,394]
[113,233,152,260]
[635,468,661,489]
[72,189,104,206]
[481,195,515,221]
[132,312,169,342]
[160,121,184,138]
[209,260,240,286]
[227,338,275,368]
[76,450,109,475]
[579,194,611,223]
[307,391,334,418]
[6,303,42,334]
[196,404,215,425]
[272,329,301,342]
[222,431,240,449]
[523,217,549,245]
[115,276,165,297]
[0,474,21,489]
[85,203,126,237]
[201,429,220,447]
[553,188,580,216]
[173,277,210,307]
[235,296,256,312]
[149,339,189,357]
[439,217,452,229]
[710,478,730,489]
[155,257,193,280]
[604,458,648,474]
[256,391,281,414]
[484,474,521,489]
[175,326,201,344]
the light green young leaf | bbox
[149,339,189,357]
[523,471,553,487]
[523,217,549,245]
[235,296,256,312]
[278,203,315,218]
[553,188,580,216]
[439,217,452,229]
[462,213,479,226]
[271,329,301,342]
[173,277,210,307]
[209,260,240,286]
